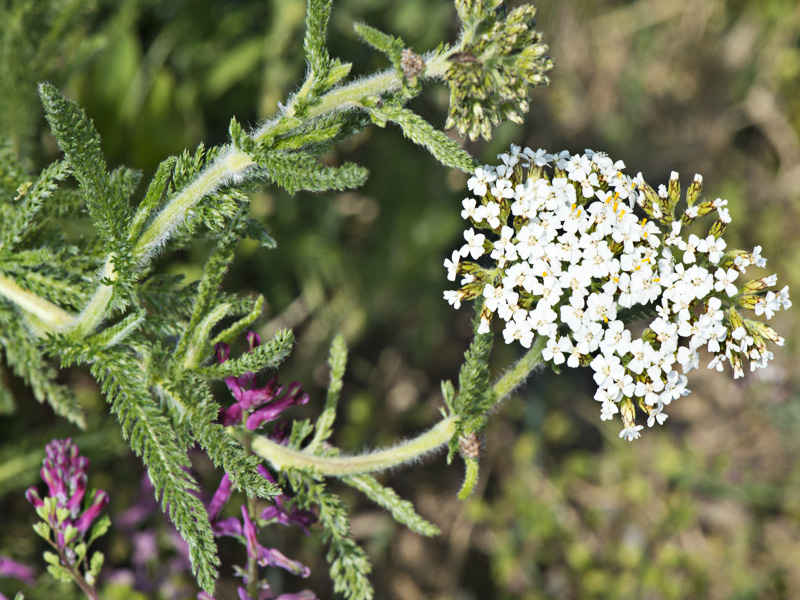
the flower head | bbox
[444,148,789,438]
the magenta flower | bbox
[215,334,310,430]
[25,439,109,549]
[207,333,318,599]
[0,555,35,586]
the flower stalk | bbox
[252,417,459,477]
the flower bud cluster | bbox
[26,439,109,562]
[445,1,553,140]
[444,146,790,440]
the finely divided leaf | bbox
[304,0,333,76]
[342,474,440,537]
[198,329,294,379]
[308,334,347,451]
[91,350,219,592]
[353,23,404,68]
[370,105,477,173]
[0,159,71,250]
[38,83,130,248]
[260,151,368,194]
[162,378,281,499]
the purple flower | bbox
[0,555,35,586]
[208,332,318,599]
[215,335,309,431]
[257,466,315,535]
[25,439,108,548]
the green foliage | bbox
[90,349,220,592]
[368,103,478,172]
[308,333,348,451]
[258,151,369,194]
[290,472,374,600]
[161,377,280,499]
[449,316,495,461]
[196,329,294,379]
[354,23,405,71]
[342,474,440,537]
[38,83,132,254]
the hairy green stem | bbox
[491,334,547,404]
[252,417,458,477]
[252,336,547,478]
[133,150,255,261]
[255,53,451,142]
[2,52,453,336]
[0,272,74,328]
[68,254,117,337]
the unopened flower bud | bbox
[685,173,703,206]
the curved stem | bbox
[0,272,74,329]
[252,335,548,479]
[490,334,547,407]
[2,53,454,336]
[252,416,457,477]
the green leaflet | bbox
[342,473,440,537]
[91,350,220,593]
[304,0,333,76]
[160,378,280,499]
[0,159,71,251]
[259,151,368,194]
[38,83,131,251]
[289,474,374,600]
[354,23,404,69]
[449,314,494,462]
[307,334,347,452]
[368,104,477,173]
[197,329,294,379]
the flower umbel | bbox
[444,146,790,438]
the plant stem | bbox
[252,336,547,478]
[2,52,454,336]
[252,417,458,477]
[254,52,451,142]
[0,272,74,329]
[243,428,258,598]
[490,334,547,407]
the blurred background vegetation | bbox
[1,0,800,598]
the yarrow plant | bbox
[444,146,791,440]
[0,0,792,598]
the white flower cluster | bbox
[444,146,790,440]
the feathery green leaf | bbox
[369,104,477,172]
[38,83,129,248]
[198,329,294,379]
[342,474,440,537]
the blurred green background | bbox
[1,0,800,598]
